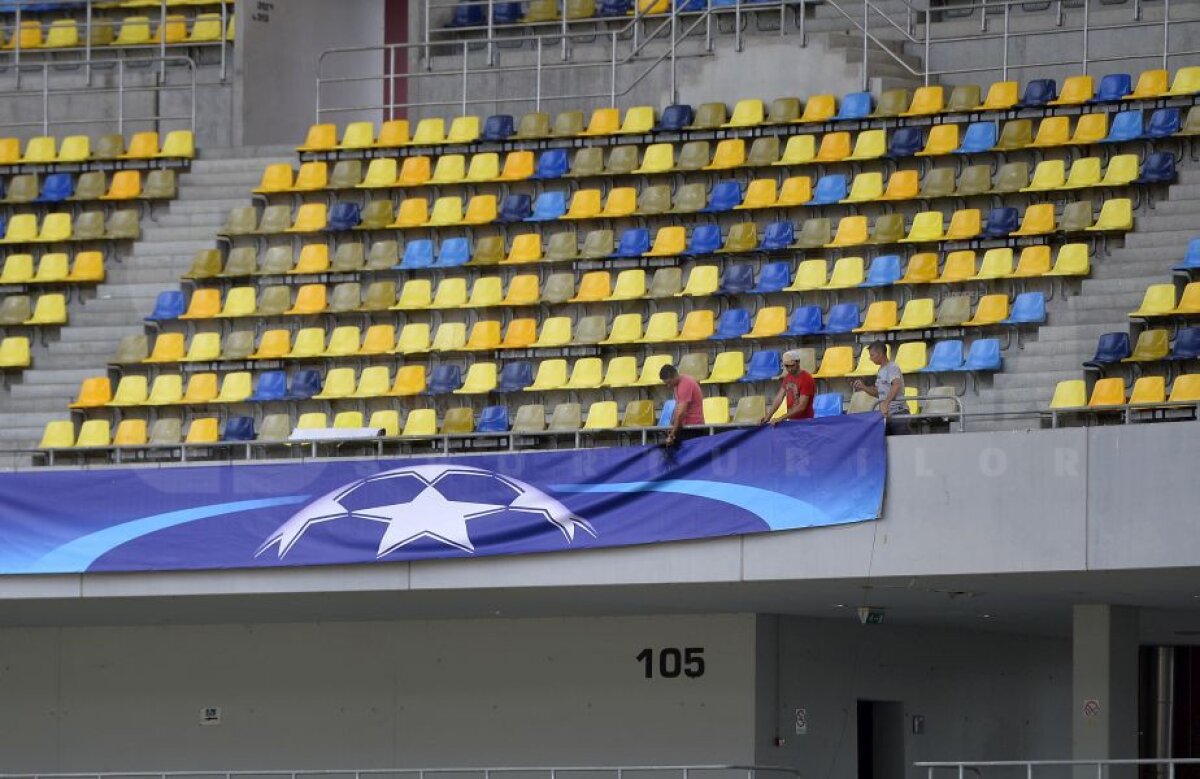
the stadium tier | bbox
[20,67,1200,460]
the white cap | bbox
[782,349,802,366]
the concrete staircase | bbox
[0,144,294,454]
[969,164,1200,418]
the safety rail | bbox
[916,757,1200,779]
[0,0,231,83]
[316,4,715,122]
[0,54,197,135]
[0,765,801,779]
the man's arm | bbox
[880,375,903,417]
[779,392,810,421]
[761,387,785,424]
[667,399,689,443]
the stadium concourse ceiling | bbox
[0,566,1199,642]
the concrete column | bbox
[1072,605,1139,767]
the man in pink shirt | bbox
[660,364,705,447]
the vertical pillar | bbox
[1073,605,1139,775]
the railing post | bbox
[798,0,805,45]
[923,2,929,86]
[159,0,168,83]
[1081,0,1089,74]
[778,0,784,38]
[862,0,869,91]
[535,37,543,111]
[14,2,21,90]
[42,63,49,136]
[561,0,569,60]
[85,0,93,84]
[1163,0,1171,69]
[424,0,432,68]
[118,59,125,135]
[735,0,742,51]
[487,0,495,65]
[461,39,469,114]
[220,0,228,81]
[610,33,618,106]
[1002,5,1009,81]
[670,4,677,103]
[706,0,713,51]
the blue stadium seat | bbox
[477,406,510,433]
[145,291,185,321]
[399,239,435,269]
[435,237,471,267]
[685,224,722,255]
[657,399,676,427]
[719,263,756,295]
[498,361,534,392]
[957,122,997,153]
[1003,292,1046,325]
[614,228,651,258]
[426,364,465,394]
[701,181,743,213]
[223,417,256,442]
[657,104,694,131]
[835,92,872,121]
[813,393,843,417]
[1137,152,1176,185]
[983,207,1019,239]
[887,127,924,157]
[822,303,861,334]
[1094,73,1132,102]
[676,0,706,10]
[785,305,823,336]
[450,2,485,26]
[498,193,532,222]
[1145,108,1182,139]
[962,339,1002,371]
[528,191,567,221]
[35,173,74,203]
[742,350,782,382]
[809,174,848,205]
[1105,110,1144,143]
[759,221,795,251]
[286,369,323,400]
[1171,238,1200,271]
[483,114,515,141]
[1020,78,1057,107]
[1083,333,1132,368]
[328,202,361,231]
[532,149,568,180]
[599,0,633,15]
[1170,328,1200,360]
[711,308,751,339]
[492,2,523,23]
[923,340,965,372]
[754,261,793,293]
[249,370,288,402]
[863,255,902,287]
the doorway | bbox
[858,700,907,779]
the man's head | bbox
[868,340,889,366]
[659,364,681,387]
[782,349,803,375]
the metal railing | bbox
[316,3,715,122]
[0,0,231,83]
[0,765,801,779]
[916,757,1200,779]
[0,54,197,135]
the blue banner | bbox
[0,416,885,575]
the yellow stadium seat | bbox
[76,420,112,448]
[30,253,67,283]
[145,374,184,406]
[785,259,827,292]
[337,121,375,150]
[678,266,718,297]
[618,106,655,134]
[814,346,855,378]
[497,150,534,181]
[0,335,30,369]
[640,312,679,344]
[429,278,467,310]
[1030,116,1070,148]
[724,98,765,128]
[1011,203,1056,237]
[57,135,90,163]
[917,124,959,157]
[395,323,432,355]
[389,365,426,396]
[295,413,329,432]
[215,286,257,318]
[112,418,148,447]
[37,213,72,243]
[776,135,815,166]
[289,162,327,192]
[1127,69,1169,100]
[1049,380,1087,410]
[1167,66,1200,96]
[290,328,329,359]
[348,366,390,399]
[974,248,1015,280]
[144,332,185,363]
[526,359,568,392]
[581,107,619,136]
[321,326,362,358]
[398,409,437,438]
[676,310,715,341]
[0,254,32,284]
[313,368,356,400]
[1098,155,1138,187]
[374,119,409,148]
[1124,329,1170,362]
[745,306,787,339]
[214,372,250,404]
[447,116,481,144]
[22,136,56,164]
[609,269,646,301]
[256,163,294,194]
[600,187,637,218]
[777,176,812,206]
[843,172,883,204]
[1071,113,1108,145]
[964,294,1010,327]
[285,203,326,233]
[703,352,745,384]
[431,322,467,352]
[45,19,80,49]
[2,214,37,244]
[895,342,928,374]
[390,198,427,228]
[159,130,194,160]
[855,301,899,333]
[395,156,430,188]
[123,131,160,160]
[935,251,976,284]
[188,13,224,43]
[1087,199,1132,232]
[501,318,537,349]
[40,420,75,449]
[297,123,336,152]
[465,320,502,350]
[0,138,19,165]
[571,271,613,303]
[601,313,643,345]
[895,298,935,330]
[105,376,147,406]
[463,276,502,308]
[1174,282,1200,315]
[565,358,603,390]
[644,226,685,257]
[430,154,466,184]
[288,244,327,275]
[580,401,617,431]
[465,153,500,183]
[1023,160,1066,193]
[826,216,867,248]
[1128,376,1166,406]
[944,209,981,241]
[181,372,218,404]
[1085,377,1125,408]
[815,132,851,163]
[799,95,837,123]
[705,139,745,170]
[426,196,463,227]
[600,357,638,389]
[901,211,944,243]
[847,348,879,378]
[846,129,886,161]
[981,80,1019,110]
[1051,75,1094,106]
[903,85,944,116]
[70,376,112,408]
[879,170,919,201]
[826,256,865,289]
[532,317,570,349]
[393,279,433,311]
[67,252,104,283]
[1010,245,1051,278]
[412,118,446,145]
[1169,375,1200,404]
[560,189,599,220]
[286,284,327,315]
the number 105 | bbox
[636,647,705,678]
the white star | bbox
[365,486,507,556]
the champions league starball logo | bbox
[257,464,596,558]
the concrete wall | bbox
[238,0,386,146]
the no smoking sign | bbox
[1082,698,1101,718]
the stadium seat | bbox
[1085,332,1132,368]
[917,125,959,157]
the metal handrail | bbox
[916,757,1200,779]
[0,54,197,135]
[0,765,801,779]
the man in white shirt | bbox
[852,341,911,434]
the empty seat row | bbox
[296,68,1200,152]
[0,12,231,49]
[0,251,104,284]
[1,169,176,204]
[1050,375,1200,411]
[0,209,139,243]
[0,130,194,166]
[1129,282,1200,319]
[0,293,67,325]
[1086,327,1200,366]
[222,197,1133,243]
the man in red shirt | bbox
[660,364,705,447]
[762,349,816,424]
